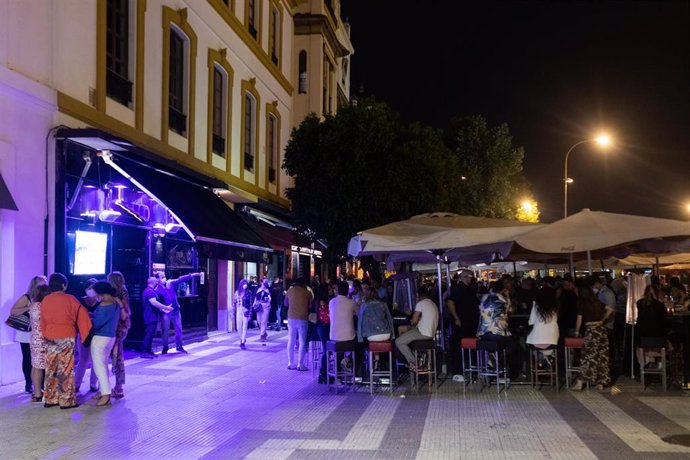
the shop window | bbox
[168,28,187,136]
[243,92,256,172]
[267,113,278,184]
[212,65,227,157]
[298,50,307,94]
[106,0,132,106]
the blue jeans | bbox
[161,309,184,349]
[287,319,308,368]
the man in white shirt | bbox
[396,286,439,370]
[329,280,361,374]
[329,281,359,342]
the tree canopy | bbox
[283,102,538,262]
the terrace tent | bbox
[348,212,544,351]
[512,209,690,268]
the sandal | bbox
[96,395,111,407]
[112,389,125,399]
[31,394,43,403]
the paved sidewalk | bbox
[1,330,690,459]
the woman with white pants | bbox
[89,281,123,407]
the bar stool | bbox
[476,339,508,396]
[460,337,479,387]
[564,337,585,389]
[309,340,323,378]
[367,340,394,394]
[639,337,667,392]
[326,340,356,392]
[529,345,559,391]
[409,340,436,393]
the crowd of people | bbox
[10,272,129,408]
[10,267,685,404]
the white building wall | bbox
[0,64,56,385]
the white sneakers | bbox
[452,374,465,383]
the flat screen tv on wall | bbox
[72,230,108,275]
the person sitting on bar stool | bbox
[477,281,523,381]
[329,281,360,374]
[395,286,438,372]
[358,281,395,371]
[526,286,559,368]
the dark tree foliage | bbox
[283,99,461,262]
[444,115,532,220]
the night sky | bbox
[340,1,690,223]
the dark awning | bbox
[111,155,272,253]
[55,128,272,258]
[240,215,297,250]
[0,172,18,211]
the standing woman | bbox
[234,280,252,349]
[11,275,48,394]
[89,281,121,407]
[28,285,50,402]
[40,273,92,409]
[108,271,130,398]
[572,284,614,391]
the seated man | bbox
[477,281,522,380]
[329,281,360,373]
[395,286,439,371]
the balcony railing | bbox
[212,134,226,157]
[106,68,133,106]
[169,106,187,136]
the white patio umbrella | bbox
[348,212,544,356]
[513,209,690,271]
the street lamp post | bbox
[563,135,611,218]
[562,134,612,275]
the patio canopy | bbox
[512,209,690,261]
[348,212,544,264]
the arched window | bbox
[168,27,188,136]
[243,92,256,172]
[298,50,308,94]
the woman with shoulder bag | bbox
[28,285,51,402]
[9,275,47,394]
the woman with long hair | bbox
[10,275,47,394]
[234,279,252,349]
[635,284,668,368]
[89,281,122,407]
[526,286,559,368]
[107,271,130,398]
[572,284,614,391]
[28,285,50,402]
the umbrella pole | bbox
[434,253,448,377]
[587,250,592,274]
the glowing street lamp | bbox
[563,133,613,217]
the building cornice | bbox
[294,13,353,58]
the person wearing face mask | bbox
[75,279,99,394]
[89,281,123,407]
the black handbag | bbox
[5,311,30,332]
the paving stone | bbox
[1,329,689,459]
